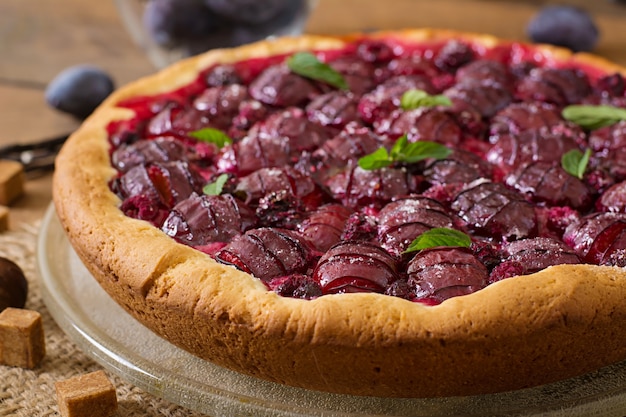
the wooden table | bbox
[3,0,626,229]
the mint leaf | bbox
[562,105,626,130]
[358,135,452,170]
[401,89,452,110]
[286,52,349,90]
[188,128,233,148]
[404,228,472,253]
[357,147,393,170]
[561,148,591,180]
[203,173,229,196]
[399,141,453,163]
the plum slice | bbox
[228,107,330,175]
[516,67,592,105]
[215,227,315,281]
[374,107,463,146]
[486,130,579,179]
[451,180,537,241]
[563,212,626,265]
[234,166,327,209]
[491,237,581,282]
[326,166,417,209]
[248,64,319,107]
[377,196,457,256]
[407,247,489,302]
[313,241,398,294]
[298,204,353,252]
[505,161,592,209]
[357,74,437,124]
[111,137,188,173]
[162,192,256,248]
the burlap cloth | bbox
[0,223,208,417]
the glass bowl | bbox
[114,0,316,69]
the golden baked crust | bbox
[52,29,626,398]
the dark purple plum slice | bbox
[298,204,353,252]
[215,227,315,281]
[249,64,319,107]
[515,67,592,105]
[406,247,488,302]
[326,166,418,209]
[313,241,398,294]
[357,75,437,124]
[377,196,456,256]
[162,192,256,247]
[563,212,626,264]
[451,180,537,241]
[505,161,592,209]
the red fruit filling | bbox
[107,35,626,303]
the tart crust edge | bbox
[52,29,626,397]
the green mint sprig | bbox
[401,89,452,110]
[403,228,472,254]
[203,173,229,196]
[562,104,626,131]
[357,135,452,170]
[188,128,233,148]
[286,52,349,90]
[561,148,591,180]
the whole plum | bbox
[526,5,599,52]
[45,65,115,119]
[203,0,292,24]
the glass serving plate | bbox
[37,204,626,417]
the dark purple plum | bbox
[597,181,626,213]
[305,91,360,132]
[498,237,581,276]
[298,204,353,252]
[486,130,579,179]
[162,192,257,247]
[111,137,189,173]
[235,166,327,209]
[143,0,219,48]
[326,166,418,209]
[588,121,626,182]
[563,212,626,264]
[377,197,456,256]
[249,64,319,107]
[444,82,513,119]
[215,227,315,281]
[299,123,383,180]
[227,108,330,174]
[451,180,538,241]
[406,247,488,302]
[203,0,292,24]
[423,149,492,186]
[516,67,592,105]
[357,75,437,124]
[375,107,463,146]
[505,161,592,209]
[313,241,398,294]
[45,65,114,119]
[526,5,599,52]
[434,40,476,73]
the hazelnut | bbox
[0,257,28,312]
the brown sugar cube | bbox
[55,370,118,417]
[0,160,25,205]
[0,307,45,368]
[0,205,8,232]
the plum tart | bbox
[53,29,626,398]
